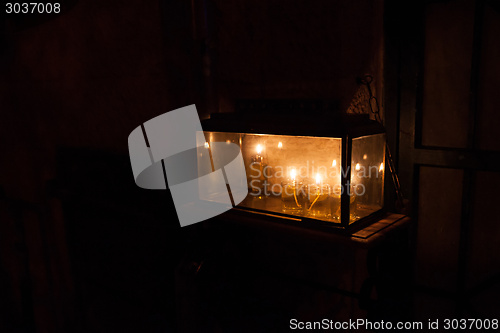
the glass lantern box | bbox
[200,112,386,230]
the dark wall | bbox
[0,1,195,331]
[210,0,384,114]
[0,0,196,201]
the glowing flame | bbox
[315,173,321,185]
[332,159,337,167]
[290,168,297,180]
[379,162,384,172]
[278,142,283,148]
[363,154,368,160]
[204,142,209,149]
[256,144,263,154]
[355,163,361,171]
[226,140,231,144]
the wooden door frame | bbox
[384,0,500,313]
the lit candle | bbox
[290,168,297,185]
[315,173,321,185]
[308,173,331,216]
[373,162,385,206]
[275,141,285,184]
[331,159,340,187]
[281,168,303,213]
[204,141,214,171]
[249,144,267,195]
[291,169,302,208]
[256,144,263,155]
[351,162,361,183]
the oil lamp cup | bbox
[249,152,268,197]
[307,184,332,219]
[281,180,305,214]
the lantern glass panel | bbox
[350,134,386,223]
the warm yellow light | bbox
[290,168,297,180]
[363,154,368,160]
[315,173,321,185]
[256,144,263,154]
[355,163,361,171]
[226,140,231,144]
[379,162,384,172]
[332,159,337,167]
[204,142,209,149]
[278,142,283,148]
